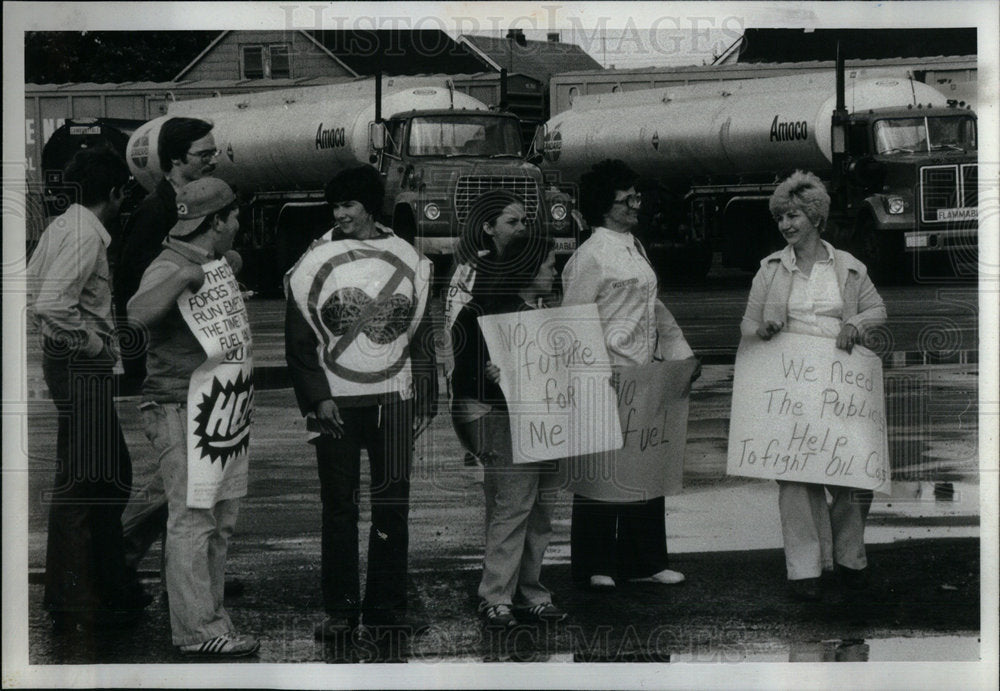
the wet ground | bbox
[19,362,982,666]
[11,283,987,674]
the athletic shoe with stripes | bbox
[513,602,568,624]
[178,633,260,657]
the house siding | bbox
[182,31,352,81]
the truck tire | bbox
[855,215,905,285]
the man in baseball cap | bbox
[126,177,258,657]
[169,177,237,238]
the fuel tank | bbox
[542,74,951,182]
[126,78,488,192]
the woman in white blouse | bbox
[741,170,887,602]
[562,159,699,590]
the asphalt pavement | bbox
[16,279,985,669]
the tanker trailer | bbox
[126,76,573,294]
[540,70,977,282]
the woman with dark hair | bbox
[451,232,568,628]
[562,159,699,591]
[285,165,438,637]
[444,190,530,462]
[741,170,886,602]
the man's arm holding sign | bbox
[128,261,204,327]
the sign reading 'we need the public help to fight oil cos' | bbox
[479,304,623,464]
[727,332,890,493]
[177,258,254,508]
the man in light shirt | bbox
[28,147,146,633]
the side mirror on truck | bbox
[527,123,547,165]
[370,121,387,151]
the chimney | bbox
[547,32,560,43]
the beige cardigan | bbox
[741,243,887,338]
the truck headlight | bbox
[887,196,906,214]
[423,203,441,220]
[550,202,567,221]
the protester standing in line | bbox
[28,148,148,633]
[561,159,700,590]
[451,232,569,628]
[285,166,438,639]
[115,117,247,598]
[741,170,887,602]
[127,177,259,656]
[444,189,529,464]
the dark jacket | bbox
[450,295,533,408]
[113,178,177,386]
[114,178,177,318]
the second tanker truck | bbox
[539,62,978,282]
[126,75,574,294]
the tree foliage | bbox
[25,31,219,83]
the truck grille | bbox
[454,176,540,225]
[921,164,977,223]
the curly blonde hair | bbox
[768,170,830,231]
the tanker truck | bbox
[126,75,573,294]
[539,62,978,282]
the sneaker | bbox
[629,569,685,585]
[178,633,260,657]
[513,602,568,624]
[479,603,517,628]
[313,616,358,640]
[589,574,616,589]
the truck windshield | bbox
[873,115,977,154]
[407,115,523,157]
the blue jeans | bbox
[141,403,239,645]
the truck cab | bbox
[843,105,978,278]
[371,109,573,278]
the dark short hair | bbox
[324,165,385,218]
[158,117,214,173]
[456,189,526,263]
[578,159,639,228]
[62,146,131,207]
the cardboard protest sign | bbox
[479,304,622,463]
[561,358,697,501]
[727,332,890,493]
[177,258,253,508]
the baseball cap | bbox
[169,177,236,237]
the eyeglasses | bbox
[189,148,220,161]
[613,193,641,208]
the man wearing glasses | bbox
[114,117,239,600]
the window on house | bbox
[241,44,291,79]
[269,45,290,79]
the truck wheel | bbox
[856,216,905,284]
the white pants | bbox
[778,481,872,581]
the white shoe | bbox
[589,574,616,589]
[630,569,685,585]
